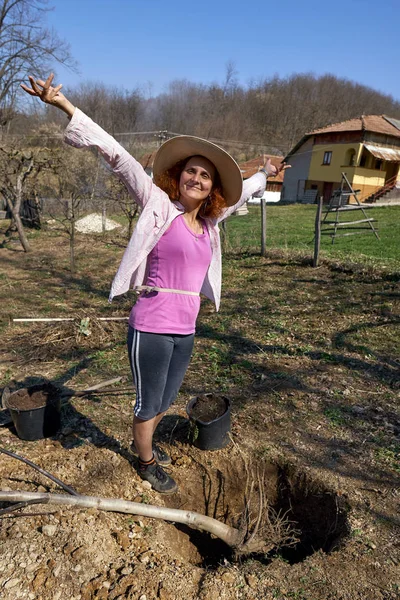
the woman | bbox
[21,74,287,494]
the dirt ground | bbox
[0,228,399,599]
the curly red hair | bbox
[154,157,227,219]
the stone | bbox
[116,531,130,550]
[53,563,62,578]
[32,568,47,591]
[72,564,82,572]
[71,547,86,561]
[221,571,236,584]
[41,524,57,537]
[245,574,258,588]
[26,563,40,573]
[4,578,20,588]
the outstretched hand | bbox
[20,73,75,117]
[261,155,291,178]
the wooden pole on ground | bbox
[313,196,323,267]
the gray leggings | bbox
[127,326,195,420]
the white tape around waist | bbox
[135,285,200,296]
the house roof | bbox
[308,115,400,138]
[239,155,285,183]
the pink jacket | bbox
[64,108,267,311]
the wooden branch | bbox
[13,317,128,322]
[313,195,323,267]
[0,490,246,549]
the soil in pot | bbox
[189,394,227,423]
[6,383,59,411]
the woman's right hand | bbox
[20,73,76,117]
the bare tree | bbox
[107,175,139,239]
[0,0,77,129]
[0,143,53,251]
[40,145,101,272]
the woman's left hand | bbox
[261,156,291,178]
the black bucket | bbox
[5,383,61,441]
[186,393,231,450]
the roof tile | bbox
[308,115,400,138]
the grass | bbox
[224,205,400,267]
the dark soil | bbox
[189,394,228,422]
[6,383,59,411]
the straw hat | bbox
[153,135,243,207]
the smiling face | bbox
[178,156,216,207]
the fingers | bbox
[20,84,37,96]
[44,73,54,88]
[28,75,40,93]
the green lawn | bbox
[224,204,400,268]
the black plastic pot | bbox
[186,394,231,451]
[6,384,61,441]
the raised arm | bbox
[20,74,159,209]
[218,157,290,222]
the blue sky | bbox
[43,0,400,100]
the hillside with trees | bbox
[9,71,400,160]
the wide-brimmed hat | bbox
[153,135,243,207]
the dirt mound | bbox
[75,214,121,233]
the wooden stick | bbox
[313,195,323,267]
[77,377,123,393]
[13,317,128,322]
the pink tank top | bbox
[129,215,212,334]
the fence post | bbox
[261,198,266,256]
[313,196,323,267]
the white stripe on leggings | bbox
[132,329,142,415]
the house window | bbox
[323,151,332,165]
[375,159,383,170]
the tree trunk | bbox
[68,199,75,273]
[4,195,31,252]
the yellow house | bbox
[281,115,400,203]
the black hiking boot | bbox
[138,461,178,494]
[131,442,171,466]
